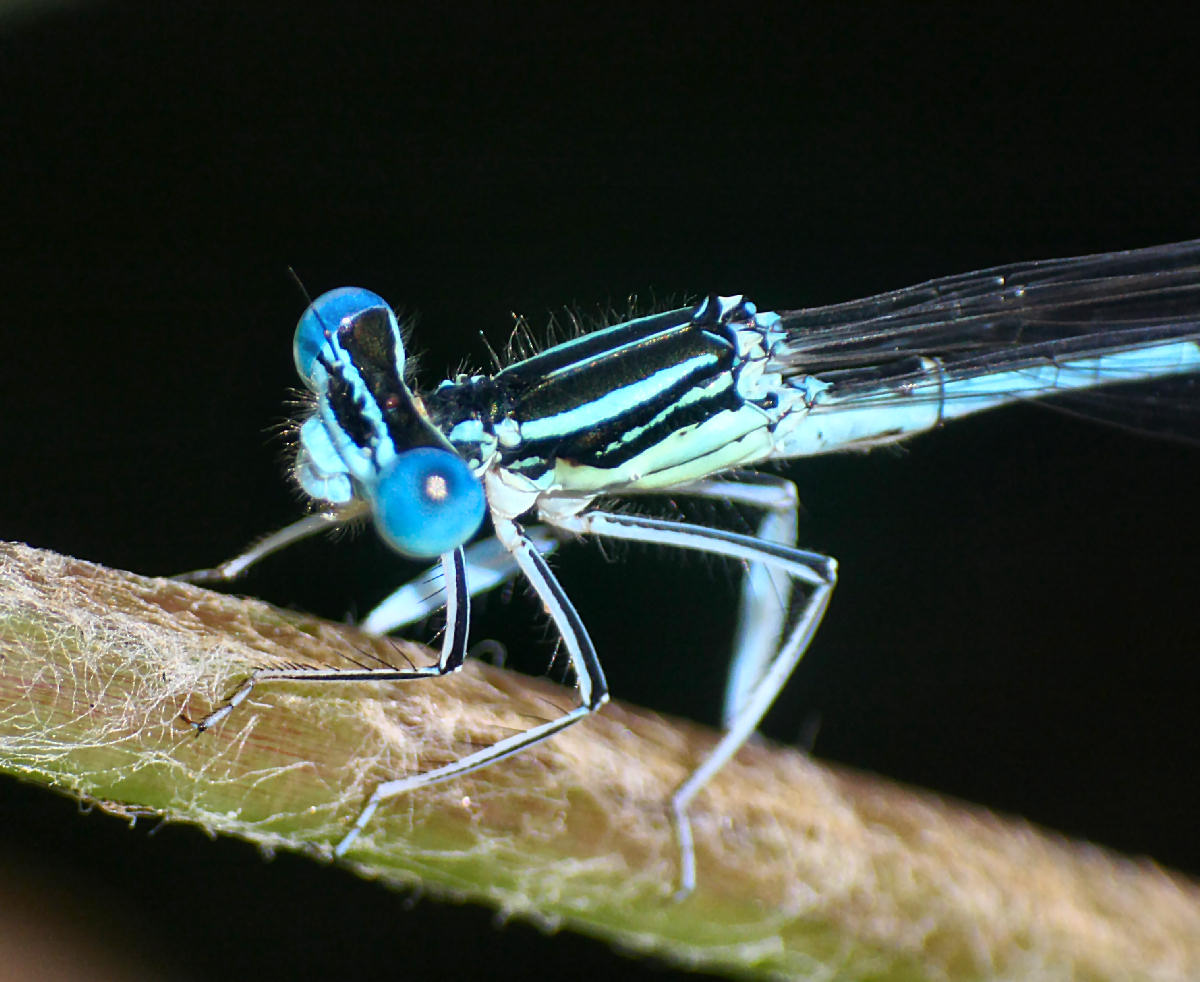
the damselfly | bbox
[183,238,1200,894]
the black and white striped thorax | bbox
[424,295,792,498]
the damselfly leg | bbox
[333,517,609,855]
[176,516,558,635]
[176,508,360,585]
[663,474,802,728]
[360,526,560,634]
[183,547,473,732]
[546,508,836,894]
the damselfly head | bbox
[292,287,485,558]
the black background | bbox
[3,3,1199,980]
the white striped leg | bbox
[186,547,473,732]
[669,475,800,729]
[174,505,366,584]
[360,525,561,635]
[548,508,836,896]
[333,518,609,857]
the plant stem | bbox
[2,541,1198,981]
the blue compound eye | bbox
[370,448,486,558]
[294,287,392,390]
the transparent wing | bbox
[772,239,1200,436]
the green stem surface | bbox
[2,541,1198,981]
